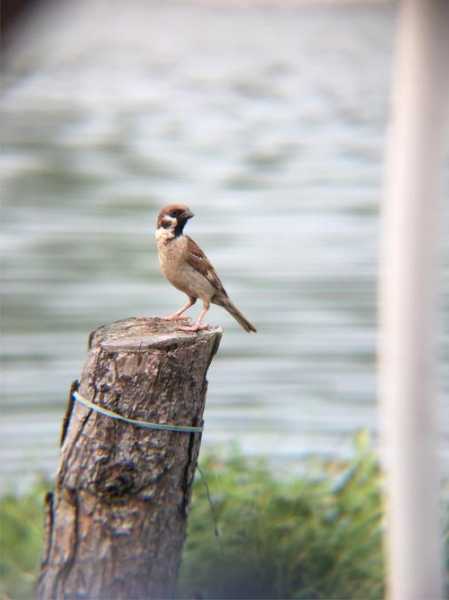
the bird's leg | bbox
[162,297,196,321]
[178,301,210,332]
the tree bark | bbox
[37,317,222,600]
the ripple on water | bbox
[1,2,448,488]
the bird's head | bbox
[157,203,194,237]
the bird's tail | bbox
[219,298,257,333]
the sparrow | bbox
[155,203,257,333]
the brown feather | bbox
[185,236,228,297]
[183,237,256,333]
[216,297,257,333]
[156,203,190,228]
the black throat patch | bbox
[174,219,186,237]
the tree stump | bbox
[37,317,222,600]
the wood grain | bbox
[37,317,222,599]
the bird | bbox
[155,203,256,333]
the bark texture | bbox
[37,317,222,600]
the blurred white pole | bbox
[380,1,449,599]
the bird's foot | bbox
[161,314,191,322]
[177,323,209,333]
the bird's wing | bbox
[185,236,227,297]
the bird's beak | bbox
[184,209,194,220]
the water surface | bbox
[1,1,448,488]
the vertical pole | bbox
[380,1,449,599]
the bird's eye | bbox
[169,211,177,218]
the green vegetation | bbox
[0,479,48,600]
[3,432,434,600]
[179,432,384,599]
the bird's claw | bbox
[161,315,191,323]
[177,323,209,333]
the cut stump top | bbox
[88,316,223,353]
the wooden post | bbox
[37,317,222,600]
[379,1,449,599]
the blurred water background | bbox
[1,1,448,490]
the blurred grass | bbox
[178,431,385,599]
[0,479,48,600]
[2,432,444,599]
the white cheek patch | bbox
[155,226,174,243]
[161,216,176,229]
